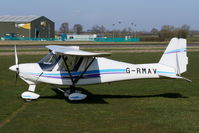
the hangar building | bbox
[0,16,54,38]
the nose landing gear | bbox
[21,84,40,101]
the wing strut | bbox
[62,56,96,92]
[73,57,95,85]
[62,56,75,85]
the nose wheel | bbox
[21,91,40,101]
[21,84,39,101]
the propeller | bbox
[14,45,19,86]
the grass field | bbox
[0,52,199,133]
[0,40,169,46]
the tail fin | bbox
[159,38,188,75]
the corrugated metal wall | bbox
[0,16,54,38]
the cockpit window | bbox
[66,56,83,71]
[58,56,84,72]
[38,53,60,71]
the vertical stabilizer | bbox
[159,38,188,74]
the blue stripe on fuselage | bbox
[157,71,176,74]
[26,69,126,77]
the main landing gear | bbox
[56,86,87,101]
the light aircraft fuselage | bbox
[9,38,190,101]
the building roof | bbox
[0,16,41,22]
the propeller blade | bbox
[14,45,19,88]
[15,72,18,88]
[15,45,18,66]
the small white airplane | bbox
[9,38,191,101]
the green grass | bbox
[0,47,165,52]
[0,49,47,52]
[0,52,199,133]
[1,47,198,53]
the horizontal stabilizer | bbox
[160,73,192,82]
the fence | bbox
[95,38,140,42]
[1,37,58,41]
[0,37,140,42]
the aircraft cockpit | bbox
[38,52,91,72]
[38,52,60,71]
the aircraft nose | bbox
[9,65,18,71]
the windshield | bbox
[38,53,60,71]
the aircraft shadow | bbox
[40,88,188,104]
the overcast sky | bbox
[0,0,198,31]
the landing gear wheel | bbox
[68,93,87,101]
[54,87,87,101]
[64,89,87,101]
[21,91,40,101]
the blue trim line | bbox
[165,48,186,54]
[26,69,126,77]
[157,71,176,74]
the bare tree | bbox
[121,27,132,35]
[91,25,106,33]
[150,28,159,35]
[59,22,69,33]
[73,24,83,34]
[176,24,190,38]
[159,25,175,41]
[158,24,190,41]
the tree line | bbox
[59,23,83,34]
[59,22,191,41]
[153,25,190,41]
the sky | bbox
[0,0,198,31]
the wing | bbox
[46,45,111,57]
